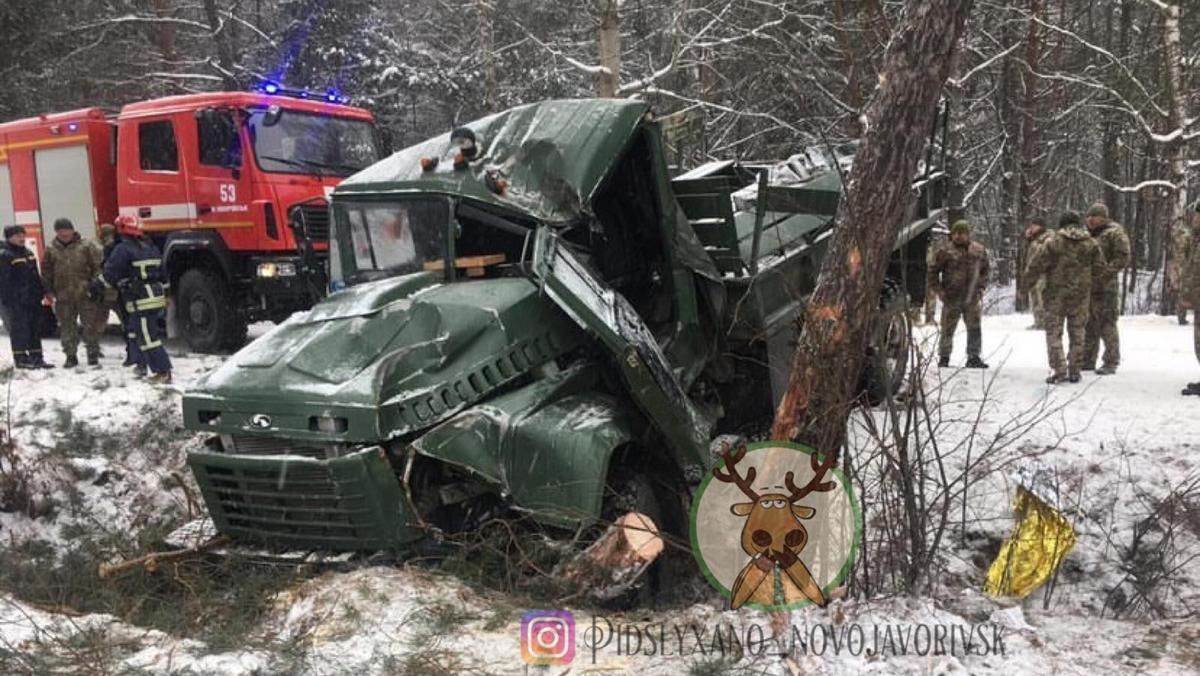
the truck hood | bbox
[336,99,650,225]
[184,272,583,442]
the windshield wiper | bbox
[259,155,363,175]
[258,155,329,176]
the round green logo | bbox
[689,441,862,611]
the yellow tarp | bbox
[984,486,1077,598]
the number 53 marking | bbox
[219,184,237,203]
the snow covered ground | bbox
[0,314,1197,675]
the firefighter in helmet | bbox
[90,215,172,383]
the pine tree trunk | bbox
[596,0,621,97]
[478,0,496,111]
[771,0,973,454]
[1014,0,1041,313]
[1159,2,1188,315]
[203,0,240,89]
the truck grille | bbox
[188,447,419,550]
[294,204,330,242]
[227,435,330,459]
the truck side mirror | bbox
[263,105,283,128]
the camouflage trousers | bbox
[55,297,106,357]
[939,299,982,359]
[1083,292,1120,368]
[1194,319,1199,367]
[1029,278,1047,328]
[1044,298,1090,376]
[924,288,938,324]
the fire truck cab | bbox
[0,90,382,352]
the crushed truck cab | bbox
[183,99,945,551]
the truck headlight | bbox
[257,262,297,278]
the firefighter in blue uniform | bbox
[91,215,172,383]
[0,225,54,369]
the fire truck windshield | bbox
[248,109,380,177]
[330,199,450,287]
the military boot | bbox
[146,371,172,385]
[1182,382,1200,396]
[1045,373,1068,384]
[1096,365,1118,376]
[1068,372,1082,383]
[965,356,989,369]
[87,352,100,367]
[938,355,950,368]
[63,355,79,368]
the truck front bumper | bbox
[187,446,423,550]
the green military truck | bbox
[181,99,944,552]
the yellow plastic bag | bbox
[984,486,1076,598]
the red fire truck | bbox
[0,88,382,352]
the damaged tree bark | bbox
[557,512,663,601]
[771,0,973,455]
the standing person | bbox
[928,220,991,369]
[41,218,104,367]
[1024,217,1052,330]
[93,222,132,366]
[1029,211,1106,384]
[1082,203,1131,375]
[1177,220,1192,326]
[0,226,54,369]
[94,215,172,383]
[1182,202,1200,396]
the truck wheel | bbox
[177,268,246,354]
[863,280,911,406]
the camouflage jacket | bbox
[1089,221,1130,297]
[928,240,990,305]
[42,232,103,302]
[1024,230,1053,281]
[1184,224,1200,306]
[1027,226,1106,306]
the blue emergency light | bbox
[254,81,350,105]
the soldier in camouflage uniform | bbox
[928,220,990,368]
[42,218,104,367]
[1028,211,1106,384]
[1024,217,1051,330]
[1182,202,1200,396]
[1082,203,1131,375]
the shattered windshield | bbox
[248,109,380,177]
[330,199,449,287]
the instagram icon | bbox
[520,610,575,665]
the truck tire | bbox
[863,280,911,406]
[177,268,247,354]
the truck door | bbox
[189,109,253,236]
[123,116,191,229]
[34,144,97,234]
[530,226,712,470]
[0,164,14,231]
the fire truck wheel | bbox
[177,268,246,354]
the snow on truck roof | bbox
[336,98,652,225]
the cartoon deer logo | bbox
[712,443,837,610]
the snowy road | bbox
[0,314,1197,675]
